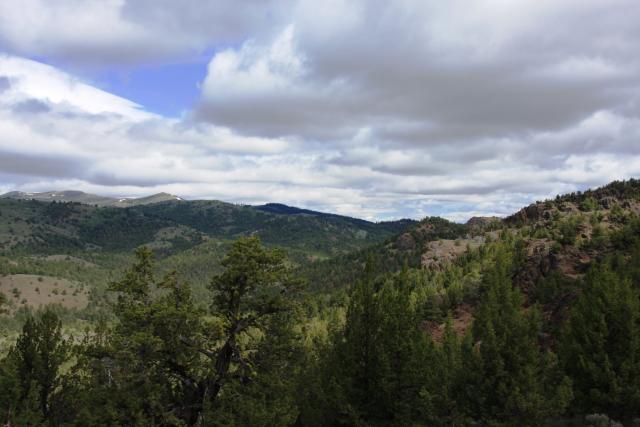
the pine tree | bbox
[65,247,207,426]
[69,238,304,426]
[560,263,640,419]
[210,312,303,426]
[461,246,572,426]
[0,309,70,426]
[326,263,432,426]
[201,236,304,425]
[422,314,469,426]
[335,267,382,424]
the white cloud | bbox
[204,25,304,96]
[0,54,151,119]
[2,1,640,221]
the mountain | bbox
[1,190,117,206]
[255,202,345,217]
[0,190,183,207]
[2,179,640,425]
[0,196,414,303]
[2,179,639,314]
[299,215,472,290]
[0,198,410,256]
[302,179,640,292]
[114,192,184,207]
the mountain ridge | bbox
[0,190,183,207]
[1,191,414,224]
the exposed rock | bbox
[599,196,617,209]
[424,304,474,342]
[421,236,485,270]
[504,203,547,225]
[513,239,554,296]
[395,233,416,250]
[466,216,500,230]
[513,238,592,300]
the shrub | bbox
[580,196,599,212]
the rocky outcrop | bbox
[420,236,485,270]
[514,238,593,296]
[466,216,501,230]
[395,233,416,250]
[504,203,547,225]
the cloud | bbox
[0,76,10,92]
[195,25,357,140]
[0,150,85,178]
[10,99,51,114]
[2,1,640,221]
[192,0,640,218]
[0,55,152,119]
[0,0,293,65]
[197,0,640,144]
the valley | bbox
[2,179,640,425]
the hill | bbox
[0,196,414,305]
[3,179,640,317]
[0,190,183,207]
[304,178,640,331]
[2,179,640,425]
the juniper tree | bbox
[0,309,70,426]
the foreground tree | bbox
[560,263,640,420]
[308,264,433,426]
[460,246,573,426]
[67,237,304,426]
[421,315,469,426]
[0,309,70,426]
[202,236,304,425]
[60,247,205,425]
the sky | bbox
[0,0,639,221]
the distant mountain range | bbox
[0,190,414,273]
[0,190,420,227]
[0,190,183,207]
[2,178,640,315]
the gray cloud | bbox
[0,150,85,179]
[120,0,293,45]
[2,1,640,221]
[0,0,293,65]
[11,99,51,114]
[0,76,10,92]
[197,1,640,149]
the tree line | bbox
[1,236,640,426]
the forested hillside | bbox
[1,180,640,426]
[0,197,412,312]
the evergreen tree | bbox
[67,238,304,426]
[321,264,432,426]
[421,315,469,426]
[374,270,433,424]
[0,309,70,426]
[210,312,303,426]
[61,248,199,425]
[461,246,572,426]
[0,291,7,314]
[200,236,304,425]
[335,268,382,424]
[561,263,640,420]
